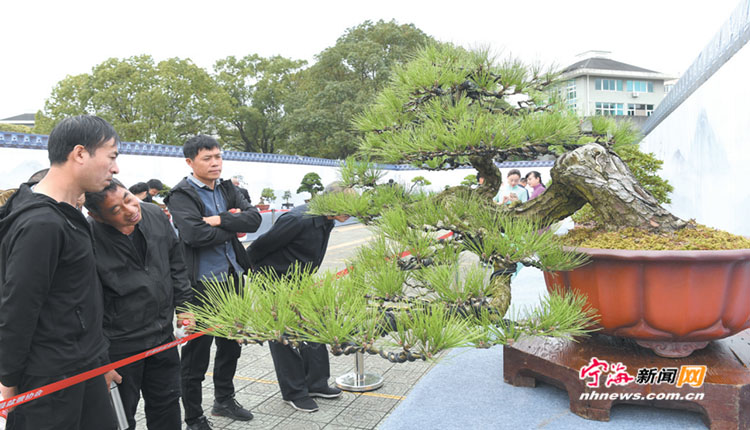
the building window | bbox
[595,102,624,116]
[627,104,654,116]
[626,80,654,93]
[595,78,623,91]
[566,79,576,109]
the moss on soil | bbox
[562,222,750,251]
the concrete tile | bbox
[273,417,326,429]
[255,396,296,418]
[349,395,400,413]
[332,408,389,429]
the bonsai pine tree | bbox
[183,44,693,362]
[297,172,324,199]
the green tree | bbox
[296,172,324,198]
[36,56,228,145]
[213,55,306,153]
[0,123,33,133]
[260,187,276,204]
[284,20,435,159]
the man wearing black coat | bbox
[246,184,351,413]
[85,178,193,430]
[165,135,261,430]
[0,115,120,429]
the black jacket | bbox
[164,178,261,286]
[238,186,251,205]
[247,204,334,276]
[90,203,192,355]
[0,184,108,386]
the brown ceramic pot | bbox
[544,247,750,357]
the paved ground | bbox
[135,224,441,429]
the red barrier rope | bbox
[0,329,209,413]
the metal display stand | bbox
[335,351,384,392]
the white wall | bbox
[0,147,551,208]
[641,42,750,235]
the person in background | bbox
[85,178,193,430]
[0,115,120,429]
[526,171,546,200]
[129,182,149,201]
[495,169,528,204]
[230,176,251,205]
[145,179,164,204]
[246,183,352,413]
[165,135,261,430]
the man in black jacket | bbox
[0,115,120,430]
[246,183,351,413]
[85,178,193,430]
[165,135,261,430]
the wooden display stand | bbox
[503,331,750,429]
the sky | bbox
[0,0,742,120]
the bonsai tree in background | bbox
[297,172,324,200]
[408,175,432,193]
[461,174,478,187]
[183,44,705,363]
[281,190,294,209]
[259,187,276,206]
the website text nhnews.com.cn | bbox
[577,357,708,402]
[579,391,705,401]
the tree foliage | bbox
[213,55,306,153]
[0,123,33,133]
[283,20,436,159]
[296,172,324,197]
[36,56,229,145]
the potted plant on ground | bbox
[297,172,324,203]
[281,190,294,209]
[256,188,276,211]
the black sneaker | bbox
[186,416,213,430]
[309,386,343,399]
[284,397,319,412]
[211,398,254,421]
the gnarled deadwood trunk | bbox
[481,143,686,232]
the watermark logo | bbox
[579,358,706,388]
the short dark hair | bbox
[146,179,163,190]
[84,178,126,214]
[183,135,220,159]
[48,115,119,165]
[128,182,148,195]
[507,169,521,178]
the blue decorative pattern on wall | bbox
[0,132,553,169]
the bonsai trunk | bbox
[479,143,687,233]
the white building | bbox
[559,51,676,119]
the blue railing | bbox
[0,131,553,169]
[644,0,750,135]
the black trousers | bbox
[181,277,242,424]
[268,341,330,401]
[6,359,117,430]
[110,336,181,430]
